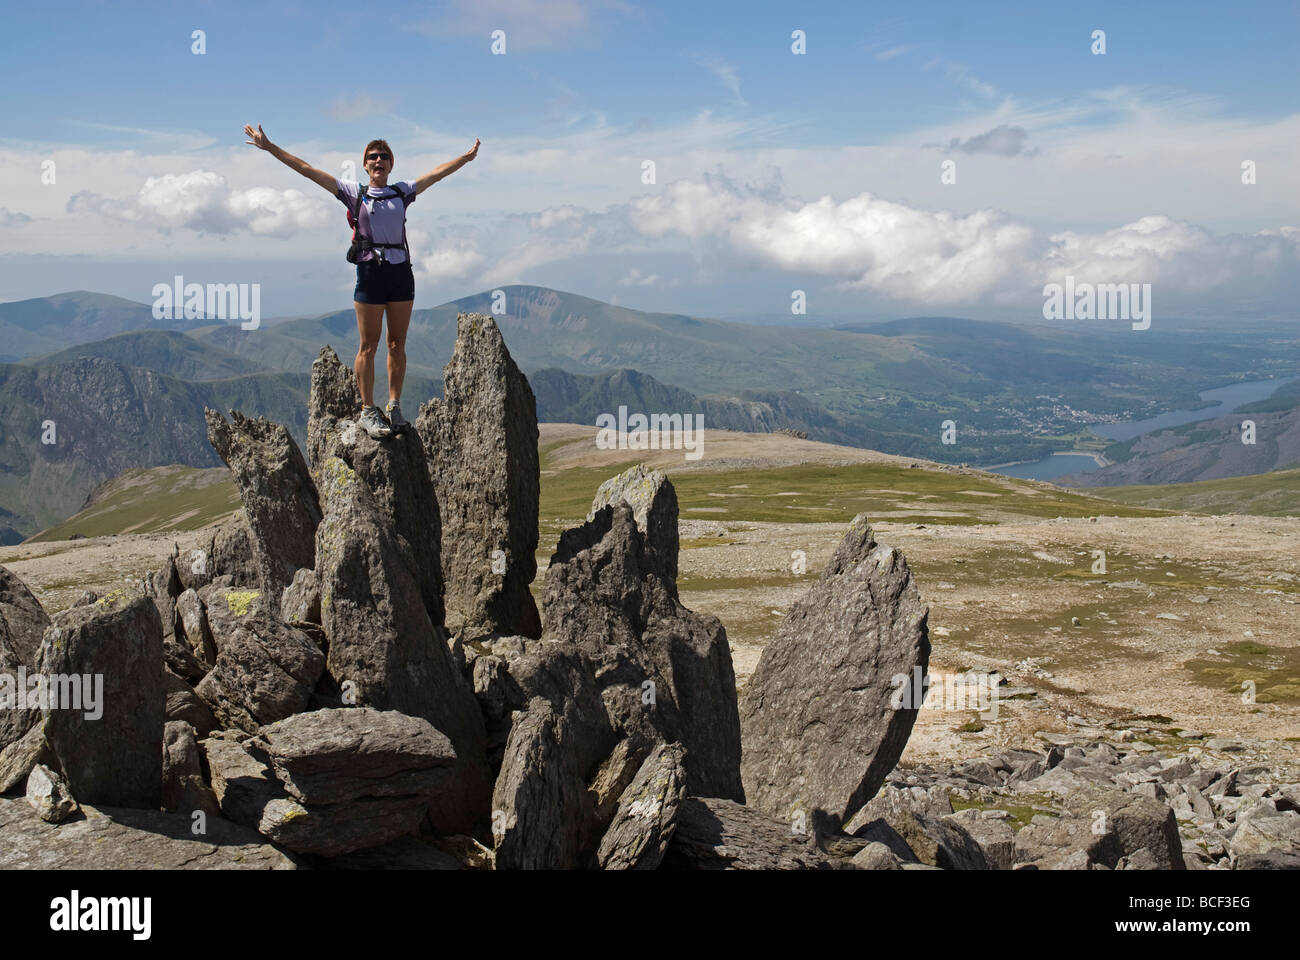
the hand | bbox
[464,138,480,161]
[243,123,272,151]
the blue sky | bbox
[2,0,1298,321]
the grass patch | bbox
[1184,639,1300,705]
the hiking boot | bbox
[385,400,411,435]
[358,404,393,439]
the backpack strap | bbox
[352,183,413,263]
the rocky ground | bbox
[0,315,1296,871]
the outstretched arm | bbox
[412,138,479,196]
[243,124,338,195]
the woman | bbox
[243,123,480,438]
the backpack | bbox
[345,182,414,264]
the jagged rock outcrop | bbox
[203,709,459,857]
[596,741,688,870]
[195,587,326,734]
[543,500,743,800]
[37,591,164,808]
[204,408,321,597]
[314,456,489,833]
[589,464,679,581]
[307,347,446,628]
[163,669,217,738]
[416,313,540,641]
[174,588,216,668]
[739,514,930,828]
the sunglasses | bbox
[366,152,391,162]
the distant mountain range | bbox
[2,284,1297,540]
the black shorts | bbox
[354,259,415,304]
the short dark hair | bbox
[363,139,393,163]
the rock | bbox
[589,464,679,582]
[280,568,321,624]
[1117,847,1164,870]
[251,708,456,805]
[739,514,930,828]
[1015,788,1185,870]
[314,455,489,833]
[661,797,833,870]
[163,668,218,738]
[0,723,52,794]
[174,589,216,668]
[204,407,322,597]
[946,808,1016,869]
[543,501,743,800]
[415,313,541,640]
[1236,850,1300,869]
[0,796,300,869]
[163,633,208,684]
[25,764,78,823]
[492,692,620,870]
[1229,813,1300,858]
[207,512,260,587]
[38,591,164,809]
[315,836,465,870]
[1205,738,1245,753]
[195,589,326,734]
[850,842,904,870]
[309,347,446,630]
[596,742,688,870]
[204,709,458,857]
[144,551,183,638]
[0,564,51,759]
[846,816,921,863]
[161,721,220,817]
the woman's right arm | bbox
[243,124,338,194]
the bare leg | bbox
[385,299,413,404]
[354,301,386,407]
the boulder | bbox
[415,313,541,641]
[0,565,51,761]
[543,501,743,800]
[162,721,220,817]
[25,764,78,823]
[280,568,321,624]
[174,589,216,668]
[0,796,299,869]
[203,709,459,857]
[163,668,218,738]
[596,742,688,870]
[195,588,326,734]
[851,842,904,870]
[0,723,52,794]
[308,347,445,629]
[740,514,930,828]
[204,407,321,597]
[38,591,164,809]
[945,808,1017,870]
[314,455,489,833]
[661,797,833,870]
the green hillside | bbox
[1081,468,1300,517]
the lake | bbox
[988,376,1297,482]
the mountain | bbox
[1060,404,1300,487]
[21,330,267,380]
[0,291,211,362]
[1084,466,1300,517]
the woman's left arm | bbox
[412,138,480,195]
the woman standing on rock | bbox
[243,124,480,438]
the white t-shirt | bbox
[336,179,417,264]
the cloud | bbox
[947,124,1034,156]
[0,207,32,226]
[415,240,487,282]
[410,0,644,50]
[923,58,997,99]
[616,267,658,285]
[874,45,915,62]
[68,170,332,238]
[697,56,746,106]
[624,173,1299,305]
[329,94,391,123]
